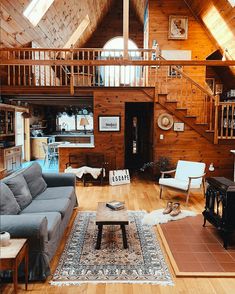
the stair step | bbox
[158,95,214,143]
[205,130,215,133]
[195,123,208,126]
[165,100,178,103]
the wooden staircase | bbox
[158,94,214,143]
[155,59,218,144]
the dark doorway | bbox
[125,102,153,171]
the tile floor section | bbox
[22,159,59,173]
[160,214,235,274]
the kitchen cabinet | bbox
[0,109,15,136]
[0,146,22,174]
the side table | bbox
[0,239,28,294]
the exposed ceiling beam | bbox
[123,0,129,59]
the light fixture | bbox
[209,163,215,172]
[21,112,32,118]
[80,117,89,134]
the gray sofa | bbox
[0,162,78,281]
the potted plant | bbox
[140,156,172,181]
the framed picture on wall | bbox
[98,115,121,132]
[168,65,183,77]
[215,83,223,94]
[174,122,184,132]
[206,78,215,94]
[168,16,188,40]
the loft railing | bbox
[1,47,235,143]
[0,48,154,88]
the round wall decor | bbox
[157,113,174,130]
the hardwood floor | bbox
[2,176,235,294]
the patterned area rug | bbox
[51,211,173,285]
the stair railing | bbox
[218,102,235,140]
[155,55,217,133]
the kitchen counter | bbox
[58,143,95,148]
[30,136,50,139]
[55,134,93,137]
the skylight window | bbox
[23,0,54,26]
[227,0,235,7]
[64,15,90,48]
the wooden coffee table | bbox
[95,202,129,249]
[0,239,28,294]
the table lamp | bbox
[80,117,89,134]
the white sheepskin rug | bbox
[142,209,197,226]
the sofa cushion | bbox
[34,187,74,201]
[20,198,70,218]
[0,182,21,215]
[3,174,32,210]
[22,162,47,198]
[23,212,61,241]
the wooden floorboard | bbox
[2,176,235,294]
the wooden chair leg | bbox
[160,185,163,199]
[186,189,190,205]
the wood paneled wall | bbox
[184,0,235,78]
[84,0,143,49]
[59,88,233,179]
[148,0,217,85]
[184,0,235,60]
[59,89,153,171]
[154,103,234,179]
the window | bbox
[64,15,90,48]
[57,113,93,132]
[23,0,54,26]
[227,0,235,7]
[99,37,141,86]
[77,115,93,131]
[57,114,76,131]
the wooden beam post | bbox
[123,0,129,60]
[214,95,219,144]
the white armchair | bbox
[159,160,206,205]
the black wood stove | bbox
[203,177,235,249]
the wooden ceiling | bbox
[183,0,235,60]
[0,0,113,48]
[0,0,234,62]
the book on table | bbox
[106,200,125,210]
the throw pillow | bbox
[4,174,32,210]
[22,162,47,198]
[0,182,21,214]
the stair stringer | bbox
[158,94,215,143]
